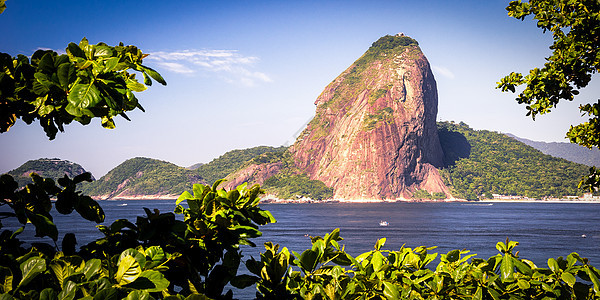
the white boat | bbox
[379,221,389,227]
[118,203,128,207]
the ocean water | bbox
[3,201,600,297]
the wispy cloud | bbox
[432,65,455,79]
[146,50,272,87]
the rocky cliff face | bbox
[289,34,449,200]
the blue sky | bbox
[1,0,597,177]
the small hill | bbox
[81,157,204,199]
[506,134,600,167]
[438,122,588,200]
[222,149,334,200]
[196,146,287,184]
[5,158,92,188]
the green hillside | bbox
[438,121,588,200]
[25,125,587,200]
[243,150,334,200]
[196,146,287,184]
[5,158,91,188]
[81,157,203,198]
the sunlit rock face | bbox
[290,34,449,200]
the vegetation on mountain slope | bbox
[81,157,203,197]
[196,146,287,184]
[5,158,91,188]
[228,148,334,200]
[438,121,588,200]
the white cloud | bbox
[35,47,66,55]
[156,62,195,74]
[146,50,272,86]
[432,65,455,79]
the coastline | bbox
[91,194,600,204]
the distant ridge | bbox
[506,133,600,167]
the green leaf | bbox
[92,287,118,300]
[115,255,141,286]
[586,266,600,295]
[125,290,152,300]
[104,57,119,72]
[49,260,74,288]
[0,266,13,293]
[517,279,530,290]
[382,281,399,299]
[500,254,514,281]
[371,251,384,272]
[298,249,319,273]
[141,65,167,85]
[75,196,105,223]
[375,237,386,251]
[176,191,193,205]
[57,280,76,300]
[446,249,460,262]
[94,45,113,58]
[67,43,86,59]
[231,274,260,289]
[27,212,58,240]
[68,82,101,109]
[120,248,146,268]
[83,259,102,281]
[39,288,57,300]
[212,179,226,191]
[126,79,147,92]
[144,246,165,269]
[18,257,46,288]
[124,270,169,292]
[548,258,559,272]
[57,63,74,89]
[561,272,576,287]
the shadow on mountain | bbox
[438,126,471,167]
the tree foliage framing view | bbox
[497,0,600,192]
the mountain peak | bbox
[290,33,447,200]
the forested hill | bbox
[438,122,588,200]
[506,133,600,167]
[80,157,204,199]
[195,146,287,184]
[6,128,589,200]
[5,158,91,188]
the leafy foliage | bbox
[0,38,165,140]
[497,0,600,191]
[81,157,203,198]
[438,121,588,200]
[0,180,277,299]
[249,228,600,299]
[4,158,91,188]
[0,172,102,241]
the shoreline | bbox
[93,195,600,204]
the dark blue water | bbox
[3,201,600,297]
[5,201,599,265]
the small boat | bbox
[118,203,128,207]
[379,221,389,227]
[582,234,587,238]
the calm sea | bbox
[3,201,600,297]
